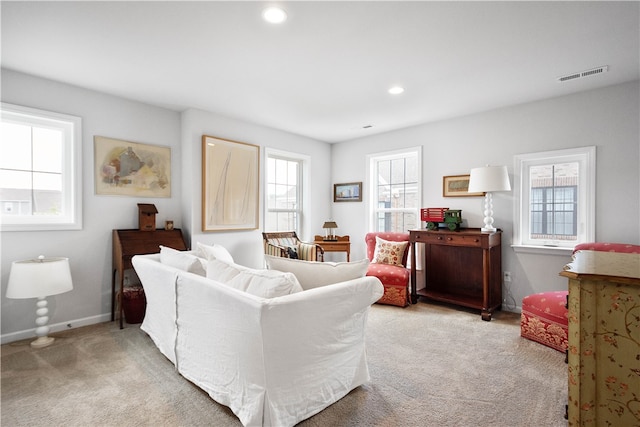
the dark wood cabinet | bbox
[410,228,502,320]
[112,229,187,328]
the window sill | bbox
[511,244,574,256]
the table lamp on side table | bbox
[6,255,73,348]
[322,221,338,241]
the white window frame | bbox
[0,103,82,231]
[367,146,422,232]
[513,146,595,254]
[264,148,310,237]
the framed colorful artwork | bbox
[95,136,171,197]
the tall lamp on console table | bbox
[6,255,73,348]
[468,165,511,232]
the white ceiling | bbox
[2,1,639,143]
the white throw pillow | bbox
[159,246,206,276]
[264,255,369,290]
[207,258,303,298]
[195,242,234,263]
[206,258,245,283]
[227,269,303,298]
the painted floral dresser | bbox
[560,250,640,426]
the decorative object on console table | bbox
[467,165,511,232]
[314,235,350,262]
[322,221,338,241]
[112,229,187,329]
[560,250,640,426]
[137,203,157,231]
[6,255,73,348]
[421,207,463,231]
[410,228,502,320]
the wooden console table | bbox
[112,229,187,328]
[409,228,502,320]
[560,250,640,426]
[313,235,350,261]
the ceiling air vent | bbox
[558,66,608,82]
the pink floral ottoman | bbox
[520,291,568,352]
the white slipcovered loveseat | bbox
[131,247,383,427]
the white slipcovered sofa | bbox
[131,248,383,427]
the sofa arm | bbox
[258,276,383,425]
[131,253,179,364]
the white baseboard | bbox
[501,304,523,314]
[1,313,112,345]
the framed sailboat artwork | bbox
[201,135,260,231]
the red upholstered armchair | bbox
[365,232,411,307]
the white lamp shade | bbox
[468,165,511,193]
[6,257,73,299]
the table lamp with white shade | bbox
[6,255,73,348]
[467,165,511,232]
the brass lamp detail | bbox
[322,221,338,241]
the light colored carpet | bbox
[1,302,567,426]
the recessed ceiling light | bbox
[388,86,405,95]
[263,7,287,24]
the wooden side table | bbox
[112,229,187,328]
[313,235,351,262]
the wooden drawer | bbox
[319,242,346,251]
[414,232,484,248]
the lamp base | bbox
[30,336,55,348]
[480,226,497,232]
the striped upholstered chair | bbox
[262,231,324,262]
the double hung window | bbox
[265,149,306,235]
[368,147,421,232]
[0,103,82,231]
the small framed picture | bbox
[443,175,485,197]
[334,182,362,202]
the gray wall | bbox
[331,80,640,310]
[179,108,332,269]
[0,69,331,342]
[2,69,638,342]
[1,70,182,342]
